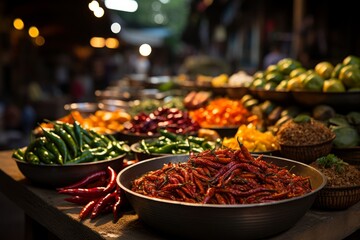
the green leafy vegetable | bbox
[316,154,348,173]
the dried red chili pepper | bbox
[90,191,117,219]
[58,186,106,198]
[113,189,123,222]
[103,166,117,193]
[79,199,98,220]
[64,196,96,205]
[57,170,107,191]
[58,166,117,198]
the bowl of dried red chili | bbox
[117,147,326,240]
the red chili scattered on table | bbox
[57,166,126,222]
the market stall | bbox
[0,150,359,240]
[1,55,360,239]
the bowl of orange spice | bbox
[188,97,258,138]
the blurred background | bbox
[0,0,359,150]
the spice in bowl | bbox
[276,115,336,163]
[310,154,360,210]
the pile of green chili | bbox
[137,129,221,155]
[12,121,130,165]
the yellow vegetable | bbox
[211,74,229,87]
[222,124,279,152]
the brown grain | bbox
[276,118,335,146]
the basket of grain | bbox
[276,115,336,164]
[310,154,360,210]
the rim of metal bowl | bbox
[117,154,327,208]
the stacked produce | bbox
[135,129,221,155]
[35,109,131,135]
[189,97,258,127]
[13,121,130,165]
[123,107,200,135]
[328,111,360,148]
[222,123,279,152]
[249,55,360,92]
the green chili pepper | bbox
[187,136,206,145]
[114,142,130,154]
[24,137,46,162]
[90,137,108,148]
[41,126,68,163]
[89,129,111,144]
[54,124,78,158]
[140,139,151,154]
[44,141,63,165]
[88,147,108,159]
[82,133,92,146]
[63,123,78,145]
[66,150,94,164]
[201,141,216,150]
[190,147,203,153]
[35,146,55,164]
[81,127,93,140]
[25,151,40,164]
[12,149,25,161]
[159,129,178,141]
[73,120,83,151]
[151,143,178,154]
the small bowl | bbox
[14,153,126,188]
[312,185,360,210]
[279,136,336,164]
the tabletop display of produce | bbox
[8,54,360,239]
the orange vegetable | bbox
[189,98,258,127]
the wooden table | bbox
[0,150,359,240]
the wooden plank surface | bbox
[0,150,359,240]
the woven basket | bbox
[279,137,335,164]
[313,185,360,210]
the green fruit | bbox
[315,61,334,79]
[277,58,302,75]
[241,94,254,104]
[253,71,265,80]
[302,73,324,91]
[332,126,360,148]
[287,77,303,91]
[250,78,266,89]
[275,80,288,91]
[331,63,345,78]
[265,65,279,75]
[343,55,360,66]
[289,68,306,78]
[339,64,360,88]
[265,71,284,84]
[323,79,346,92]
[264,82,278,90]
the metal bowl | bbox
[14,153,126,188]
[117,154,326,239]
